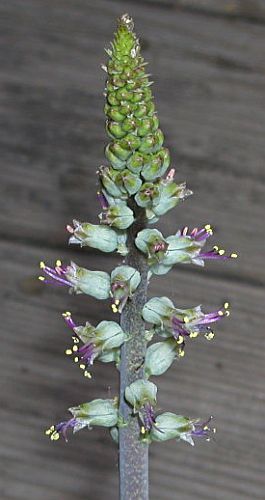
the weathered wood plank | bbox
[0,1,264,499]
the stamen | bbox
[65,349,72,355]
[84,371,92,378]
[224,302,230,309]
[39,261,46,269]
[218,249,225,255]
[205,332,215,340]
[72,345,78,352]
[176,335,184,344]
[74,357,79,363]
[79,364,86,370]
[230,253,238,258]
[111,304,118,313]
[38,276,45,281]
[178,349,185,357]
[218,310,224,316]
[56,260,62,267]
[140,426,146,434]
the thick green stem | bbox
[119,203,149,500]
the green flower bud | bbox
[74,320,127,351]
[110,265,141,313]
[115,169,142,196]
[125,380,157,412]
[145,339,177,377]
[127,151,145,174]
[141,148,170,181]
[67,220,118,253]
[65,262,111,299]
[69,398,119,428]
[135,229,168,265]
[99,203,134,229]
[98,166,126,199]
[150,412,192,442]
[142,296,174,325]
[134,182,160,208]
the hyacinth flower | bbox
[143,296,230,344]
[40,14,238,499]
[38,260,110,299]
[46,398,119,442]
[136,225,238,275]
[63,311,127,377]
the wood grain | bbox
[0,1,264,499]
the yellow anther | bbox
[79,364,86,370]
[56,260,62,267]
[84,371,92,378]
[190,332,198,338]
[205,332,215,340]
[224,302,230,309]
[225,311,230,317]
[140,426,146,434]
[231,253,238,259]
[183,316,189,323]
[39,261,46,269]
[179,350,185,357]
[218,249,225,255]
[115,299,120,305]
[45,428,52,435]
[72,345,78,352]
[213,245,219,251]
[74,357,79,363]
[218,310,224,316]
[213,428,217,434]
[73,337,79,344]
[38,276,45,281]
[176,335,183,344]
[51,432,60,441]
[62,311,71,317]
[65,349,72,355]
[205,224,211,230]
[111,304,118,313]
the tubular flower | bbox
[63,312,127,377]
[136,225,237,274]
[67,219,118,253]
[142,296,230,354]
[39,261,110,300]
[146,412,216,446]
[110,265,141,313]
[45,398,119,442]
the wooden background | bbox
[0,1,264,499]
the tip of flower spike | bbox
[118,13,134,32]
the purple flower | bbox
[171,302,230,353]
[38,260,74,288]
[140,403,156,434]
[62,312,94,379]
[178,225,238,262]
[191,416,216,442]
[45,417,77,442]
